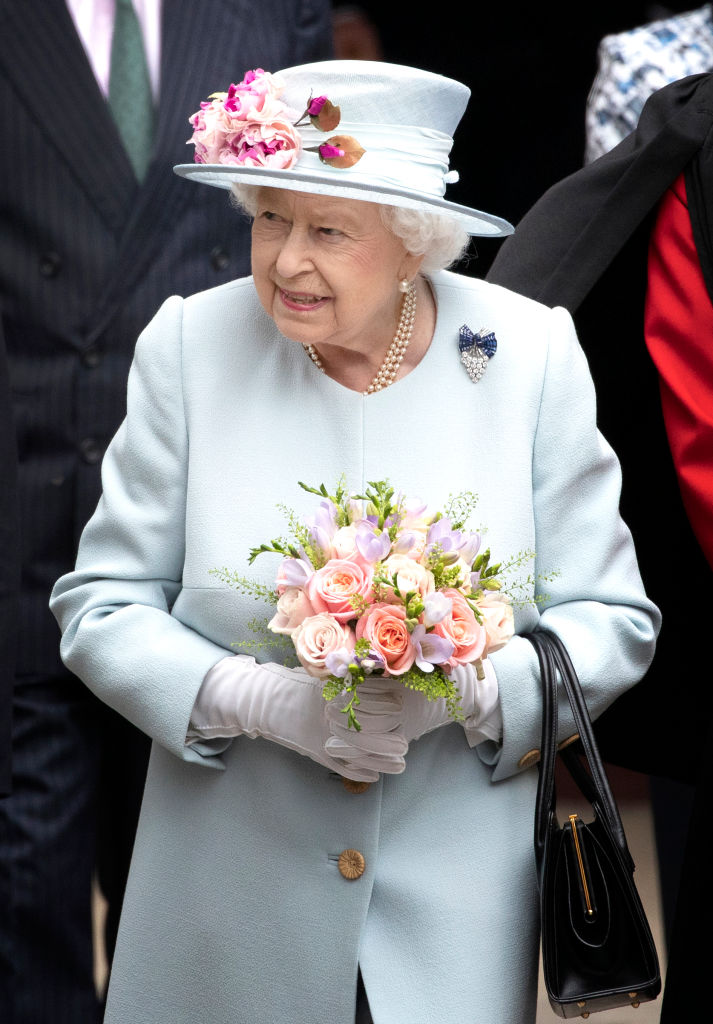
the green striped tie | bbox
[108,0,155,181]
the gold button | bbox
[338,849,365,880]
[342,779,371,794]
[559,733,580,751]
[518,748,540,770]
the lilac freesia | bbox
[425,517,462,563]
[459,531,482,566]
[277,556,314,588]
[307,499,337,555]
[325,647,354,679]
[391,530,417,554]
[422,591,453,627]
[355,523,392,564]
[410,625,454,673]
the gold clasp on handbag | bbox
[569,814,594,917]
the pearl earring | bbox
[399,278,411,293]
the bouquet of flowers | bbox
[213,478,523,730]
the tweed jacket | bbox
[51,271,659,1024]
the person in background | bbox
[49,57,659,1024]
[487,70,713,1023]
[330,2,701,275]
[585,3,713,162]
[582,2,713,961]
[0,2,333,1021]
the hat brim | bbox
[173,163,514,238]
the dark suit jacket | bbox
[0,320,19,795]
[0,0,333,678]
[487,73,713,784]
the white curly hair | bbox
[229,184,471,274]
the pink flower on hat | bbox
[188,69,302,169]
[187,68,363,170]
[221,118,302,169]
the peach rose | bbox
[306,558,373,623]
[356,603,415,675]
[292,614,355,680]
[380,553,435,603]
[268,587,316,636]
[433,588,486,666]
[477,593,515,654]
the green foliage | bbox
[209,567,278,603]
[442,489,480,530]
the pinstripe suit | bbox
[0,1,333,1019]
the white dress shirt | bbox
[65,0,162,99]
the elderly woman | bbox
[50,61,659,1024]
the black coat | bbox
[487,72,713,785]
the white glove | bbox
[186,655,406,782]
[399,658,502,747]
[324,680,409,774]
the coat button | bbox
[558,733,580,751]
[338,849,365,880]
[342,779,371,794]
[79,437,103,464]
[518,749,540,770]
[39,252,61,277]
[81,347,101,368]
[210,245,229,271]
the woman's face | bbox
[251,188,421,354]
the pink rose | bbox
[306,558,373,623]
[292,614,355,679]
[220,118,301,169]
[188,98,231,164]
[433,588,486,667]
[477,593,515,654]
[380,553,435,603]
[223,70,285,120]
[267,587,316,636]
[356,603,415,675]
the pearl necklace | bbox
[302,281,417,395]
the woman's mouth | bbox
[279,289,329,311]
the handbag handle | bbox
[523,629,634,873]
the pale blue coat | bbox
[50,270,660,1024]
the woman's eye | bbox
[319,227,342,237]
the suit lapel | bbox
[0,0,138,236]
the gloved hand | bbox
[186,655,406,782]
[325,660,502,763]
[324,680,409,774]
[399,658,502,747]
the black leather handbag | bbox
[524,629,661,1019]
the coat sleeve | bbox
[483,303,661,781]
[50,296,231,768]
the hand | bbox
[187,655,402,782]
[400,659,502,747]
[324,680,408,775]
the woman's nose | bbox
[275,226,313,278]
